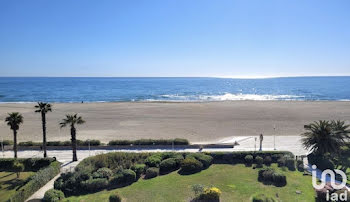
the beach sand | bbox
[0,101,349,143]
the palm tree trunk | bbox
[71,126,78,161]
[42,112,47,158]
[13,129,17,158]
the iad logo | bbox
[312,165,348,201]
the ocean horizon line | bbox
[1,75,350,79]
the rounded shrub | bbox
[277,157,286,167]
[272,172,287,186]
[264,156,272,166]
[109,193,122,202]
[199,187,221,201]
[110,169,136,186]
[145,154,162,167]
[252,193,277,202]
[296,160,304,172]
[245,155,254,165]
[81,178,109,192]
[145,167,159,179]
[43,189,65,202]
[159,158,178,174]
[131,164,146,178]
[258,168,287,187]
[255,156,263,168]
[285,157,296,171]
[92,167,113,179]
[186,153,213,168]
[180,158,203,174]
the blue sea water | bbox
[0,77,349,103]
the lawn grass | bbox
[65,164,315,202]
[0,171,34,202]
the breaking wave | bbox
[146,93,304,102]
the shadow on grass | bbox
[0,172,14,180]
[3,177,26,190]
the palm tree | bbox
[60,114,85,161]
[330,120,350,140]
[5,112,23,158]
[35,102,52,158]
[301,120,349,155]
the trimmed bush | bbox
[108,140,133,146]
[54,166,93,196]
[9,161,61,202]
[108,138,189,146]
[160,158,178,174]
[285,157,296,171]
[76,152,151,171]
[296,160,304,172]
[43,189,65,202]
[109,193,122,202]
[180,158,203,174]
[258,168,286,187]
[18,141,42,146]
[2,139,13,145]
[252,193,277,202]
[245,155,254,165]
[145,154,162,167]
[272,172,287,186]
[209,151,294,164]
[81,178,109,192]
[255,156,263,168]
[186,153,213,168]
[92,167,113,179]
[0,158,55,172]
[198,187,221,201]
[18,139,101,147]
[130,164,146,178]
[277,157,286,167]
[110,169,136,186]
[145,167,159,179]
[264,156,272,166]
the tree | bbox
[60,114,85,161]
[301,120,350,155]
[35,102,52,158]
[13,161,24,178]
[5,112,23,158]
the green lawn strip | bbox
[0,171,34,202]
[65,164,314,202]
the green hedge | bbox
[208,151,294,164]
[8,161,61,202]
[2,140,13,145]
[108,138,189,146]
[145,167,159,179]
[258,168,287,187]
[0,158,56,172]
[18,139,101,147]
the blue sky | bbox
[0,0,349,77]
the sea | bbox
[0,77,350,103]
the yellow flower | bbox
[204,187,222,196]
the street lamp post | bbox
[1,137,4,158]
[254,137,257,152]
[273,125,276,150]
[88,139,91,157]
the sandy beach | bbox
[0,101,349,143]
